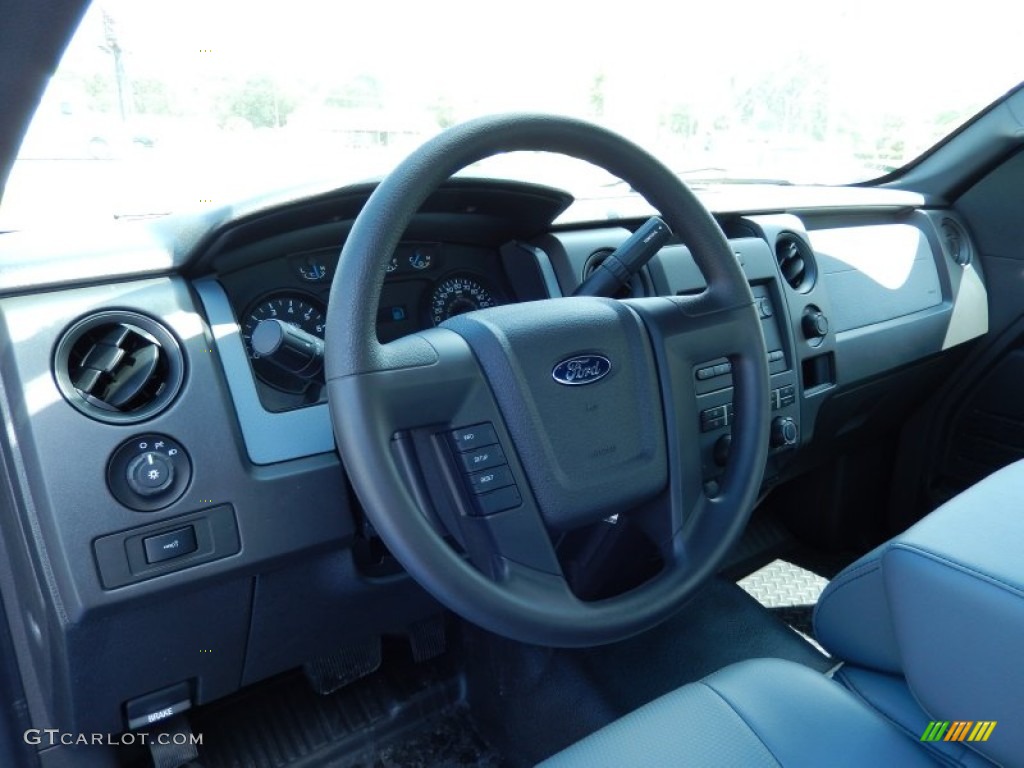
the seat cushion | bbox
[538,658,936,767]
[835,666,995,768]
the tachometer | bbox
[240,293,326,391]
[430,276,499,326]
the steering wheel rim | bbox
[326,114,770,647]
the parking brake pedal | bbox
[146,713,200,768]
[303,636,382,694]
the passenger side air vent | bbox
[774,232,817,292]
[940,218,972,266]
[54,311,184,424]
[583,248,649,298]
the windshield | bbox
[2,0,1022,229]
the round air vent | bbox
[940,218,972,266]
[775,232,817,292]
[583,248,649,298]
[54,311,184,424]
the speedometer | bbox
[240,293,326,392]
[430,276,498,326]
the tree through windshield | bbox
[2,0,1021,229]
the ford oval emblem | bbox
[552,355,612,386]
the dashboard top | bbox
[0,176,927,296]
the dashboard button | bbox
[713,362,732,377]
[695,366,716,381]
[474,484,522,516]
[143,526,197,564]
[450,423,498,453]
[467,465,515,494]
[459,444,506,473]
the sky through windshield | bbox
[2,0,1022,228]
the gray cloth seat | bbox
[541,459,1024,767]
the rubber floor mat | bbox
[190,643,502,768]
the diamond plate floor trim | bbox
[738,559,830,650]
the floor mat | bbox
[190,642,502,768]
[738,558,830,651]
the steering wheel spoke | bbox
[458,504,568,588]
[623,294,770,572]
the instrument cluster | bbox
[233,241,510,396]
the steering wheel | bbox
[325,114,770,647]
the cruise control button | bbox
[474,484,522,516]
[701,416,727,432]
[695,366,715,381]
[701,405,727,424]
[143,526,197,564]
[459,444,506,473]
[467,465,515,494]
[450,423,498,453]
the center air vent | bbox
[583,248,649,298]
[54,311,184,424]
[775,232,817,292]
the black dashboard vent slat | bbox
[100,340,161,408]
[774,232,817,292]
[54,312,184,424]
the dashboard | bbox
[0,176,990,741]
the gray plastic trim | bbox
[516,242,563,298]
[193,276,334,464]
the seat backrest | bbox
[813,458,1024,766]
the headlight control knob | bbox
[125,452,175,497]
[107,434,191,511]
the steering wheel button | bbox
[459,444,506,473]
[701,406,727,424]
[695,366,715,380]
[473,484,522,516]
[701,416,727,433]
[467,465,514,494]
[450,423,498,452]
